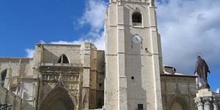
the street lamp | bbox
[0,103,12,110]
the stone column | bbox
[203,97,212,110]
[213,97,219,110]
[195,97,204,110]
[81,42,92,110]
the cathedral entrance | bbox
[39,87,75,110]
[169,97,188,110]
[170,102,183,110]
[50,99,69,110]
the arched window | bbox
[1,69,7,86]
[58,54,69,63]
[132,12,142,25]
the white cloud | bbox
[76,0,107,50]
[157,0,220,74]
[77,0,107,32]
[91,31,105,50]
[39,40,46,44]
[70,0,107,49]
[25,49,35,58]
[216,88,220,93]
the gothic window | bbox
[132,12,142,25]
[1,69,7,86]
[58,54,69,63]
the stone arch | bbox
[168,96,189,110]
[40,87,76,110]
[58,54,69,63]
[1,69,7,86]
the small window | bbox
[132,12,142,25]
[138,104,143,110]
[1,69,7,86]
[58,54,69,63]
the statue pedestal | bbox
[195,89,212,110]
[196,88,213,97]
[195,89,220,110]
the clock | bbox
[132,34,142,44]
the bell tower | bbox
[105,0,163,110]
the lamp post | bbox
[0,103,12,110]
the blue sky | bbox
[0,0,92,57]
[0,0,219,91]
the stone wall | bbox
[89,50,105,109]
[37,44,82,64]
[0,58,30,91]
[0,58,37,107]
[33,42,105,110]
[0,42,105,110]
[0,86,34,110]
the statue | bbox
[194,56,210,89]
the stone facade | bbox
[0,42,105,110]
[0,48,199,110]
[161,74,197,110]
[35,43,105,110]
[0,0,218,110]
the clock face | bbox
[132,35,142,44]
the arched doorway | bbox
[169,97,189,110]
[40,87,75,110]
[50,99,68,110]
[170,102,183,110]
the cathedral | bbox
[0,0,219,110]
